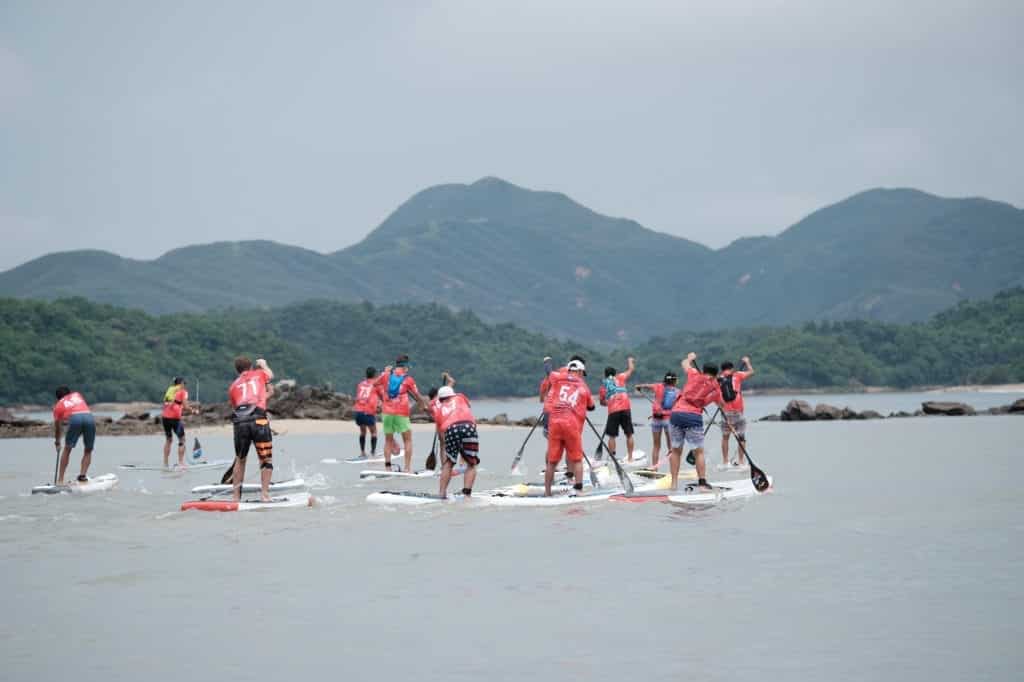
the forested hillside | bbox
[2,290,1022,404]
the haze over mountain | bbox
[1,178,1021,342]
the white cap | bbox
[438,386,456,399]
[567,360,586,372]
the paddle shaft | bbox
[584,416,633,494]
[52,442,60,485]
[511,409,545,471]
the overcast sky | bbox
[1,1,1021,271]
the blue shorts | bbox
[66,412,96,450]
[650,416,671,433]
[354,411,376,427]
[669,412,704,449]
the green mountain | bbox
[2,290,1022,405]
[1,179,1021,340]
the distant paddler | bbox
[543,359,595,496]
[160,376,191,469]
[227,356,275,502]
[428,375,480,498]
[353,367,381,459]
[668,353,723,491]
[634,371,679,470]
[52,386,97,485]
[374,354,429,473]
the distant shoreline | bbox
[5,383,1024,413]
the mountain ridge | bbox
[2,179,1021,339]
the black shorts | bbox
[233,411,273,460]
[162,417,185,440]
[604,410,634,438]
[443,421,480,466]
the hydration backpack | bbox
[660,386,678,411]
[717,375,738,403]
[387,371,405,400]
[602,377,626,400]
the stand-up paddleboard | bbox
[119,459,232,472]
[180,491,314,512]
[610,476,771,504]
[632,468,697,481]
[595,450,648,468]
[359,468,462,480]
[366,490,481,506]
[31,473,119,495]
[190,478,305,495]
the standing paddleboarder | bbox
[635,371,679,470]
[160,377,190,469]
[543,359,595,496]
[52,386,96,485]
[599,356,636,462]
[353,367,381,459]
[375,354,428,473]
[718,357,754,468]
[668,353,723,491]
[227,357,275,502]
[431,382,479,499]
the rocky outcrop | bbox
[1010,399,1024,413]
[921,401,976,416]
[814,403,843,420]
[781,400,816,421]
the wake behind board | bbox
[31,473,119,495]
[190,478,305,495]
[345,451,403,465]
[180,491,314,512]
[119,459,232,472]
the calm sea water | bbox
[1,410,1021,681]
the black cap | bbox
[172,376,186,385]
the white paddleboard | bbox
[190,478,306,495]
[715,462,751,472]
[665,476,771,506]
[31,473,119,495]
[119,459,232,472]
[359,468,461,480]
[482,488,621,507]
[366,490,478,507]
[180,491,314,512]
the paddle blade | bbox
[425,451,437,471]
[588,466,600,488]
[749,460,770,492]
[192,437,203,461]
[686,449,696,466]
[593,442,604,460]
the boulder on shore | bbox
[781,400,816,421]
[859,409,884,420]
[1009,399,1024,414]
[814,403,842,420]
[921,401,976,416]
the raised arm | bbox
[681,352,697,372]
[741,355,755,377]
[622,356,636,380]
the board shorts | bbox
[546,419,583,464]
[719,411,747,436]
[650,415,671,432]
[232,408,273,461]
[604,409,634,437]
[354,411,376,428]
[162,417,185,440]
[382,414,411,435]
[669,411,704,449]
[443,421,480,465]
[65,412,96,450]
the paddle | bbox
[51,441,61,487]
[192,376,204,462]
[425,430,438,471]
[720,417,770,492]
[585,416,633,495]
[510,410,545,473]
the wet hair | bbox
[365,366,377,379]
[604,366,616,378]
[428,386,439,400]
[55,386,71,399]
[702,363,719,377]
[663,372,678,384]
[234,356,252,374]
[720,361,735,371]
